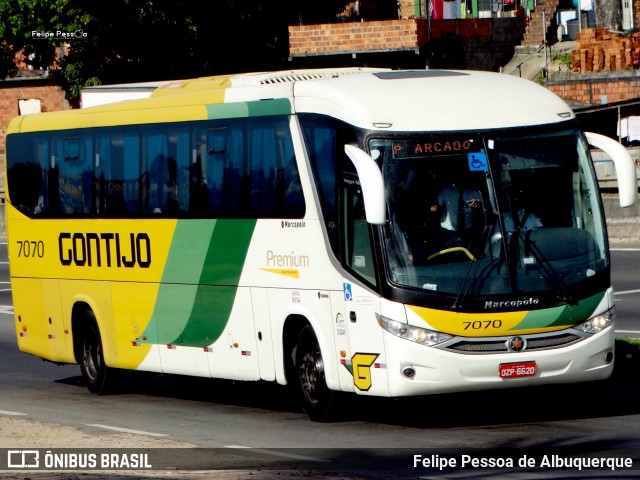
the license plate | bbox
[499,361,536,379]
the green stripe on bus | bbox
[548,291,604,327]
[206,99,291,119]
[143,219,256,347]
[142,220,216,345]
[511,291,604,331]
[199,219,256,285]
[178,219,256,347]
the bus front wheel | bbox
[293,325,337,422]
[79,314,112,395]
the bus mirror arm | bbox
[344,145,386,225]
[585,132,638,208]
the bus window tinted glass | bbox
[6,115,304,220]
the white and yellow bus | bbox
[6,69,637,421]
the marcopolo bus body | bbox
[5,69,637,421]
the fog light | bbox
[402,367,416,379]
[605,351,614,364]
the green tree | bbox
[0,0,291,103]
[0,0,89,76]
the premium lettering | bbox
[59,232,151,268]
[266,250,309,268]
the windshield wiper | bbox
[452,224,494,309]
[519,231,577,305]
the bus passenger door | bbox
[250,287,276,381]
[338,172,388,397]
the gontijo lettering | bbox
[58,232,151,268]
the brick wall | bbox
[289,19,429,56]
[0,80,67,151]
[289,18,499,57]
[545,71,640,106]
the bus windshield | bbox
[372,126,607,301]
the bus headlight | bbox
[574,308,614,334]
[376,313,452,346]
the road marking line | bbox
[616,330,640,335]
[224,445,328,463]
[614,289,640,296]
[0,410,28,416]
[84,424,169,437]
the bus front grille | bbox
[445,333,582,354]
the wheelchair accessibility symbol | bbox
[468,152,488,172]
[343,283,353,301]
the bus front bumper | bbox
[382,326,615,397]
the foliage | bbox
[0,0,292,102]
[618,337,640,347]
[556,52,572,67]
[0,0,88,75]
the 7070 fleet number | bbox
[16,240,45,258]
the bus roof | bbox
[8,68,574,135]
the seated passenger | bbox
[430,181,483,249]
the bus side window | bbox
[5,134,48,215]
[172,129,190,214]
[343,177,377,286]
[282,158,304,217]
[300,115,341,258]
[249,118,304,218]
[189,127,208,216]
[97,133,126,216]
[56,135,92,215]
[146,132,169,214]
[206,126,227,215]
[122,134,140,214]
[249,124,276,214]
[7,162,43,215]
[277,123,304,218]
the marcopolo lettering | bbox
[59,232,151,268]
[484,298,539,309]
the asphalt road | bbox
[611,246,640,337]
[2,243,640,479]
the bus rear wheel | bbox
[294,326,337,422]
[79,314,112,395]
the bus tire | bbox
[78,312,112,395]
[293,325,337,422]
